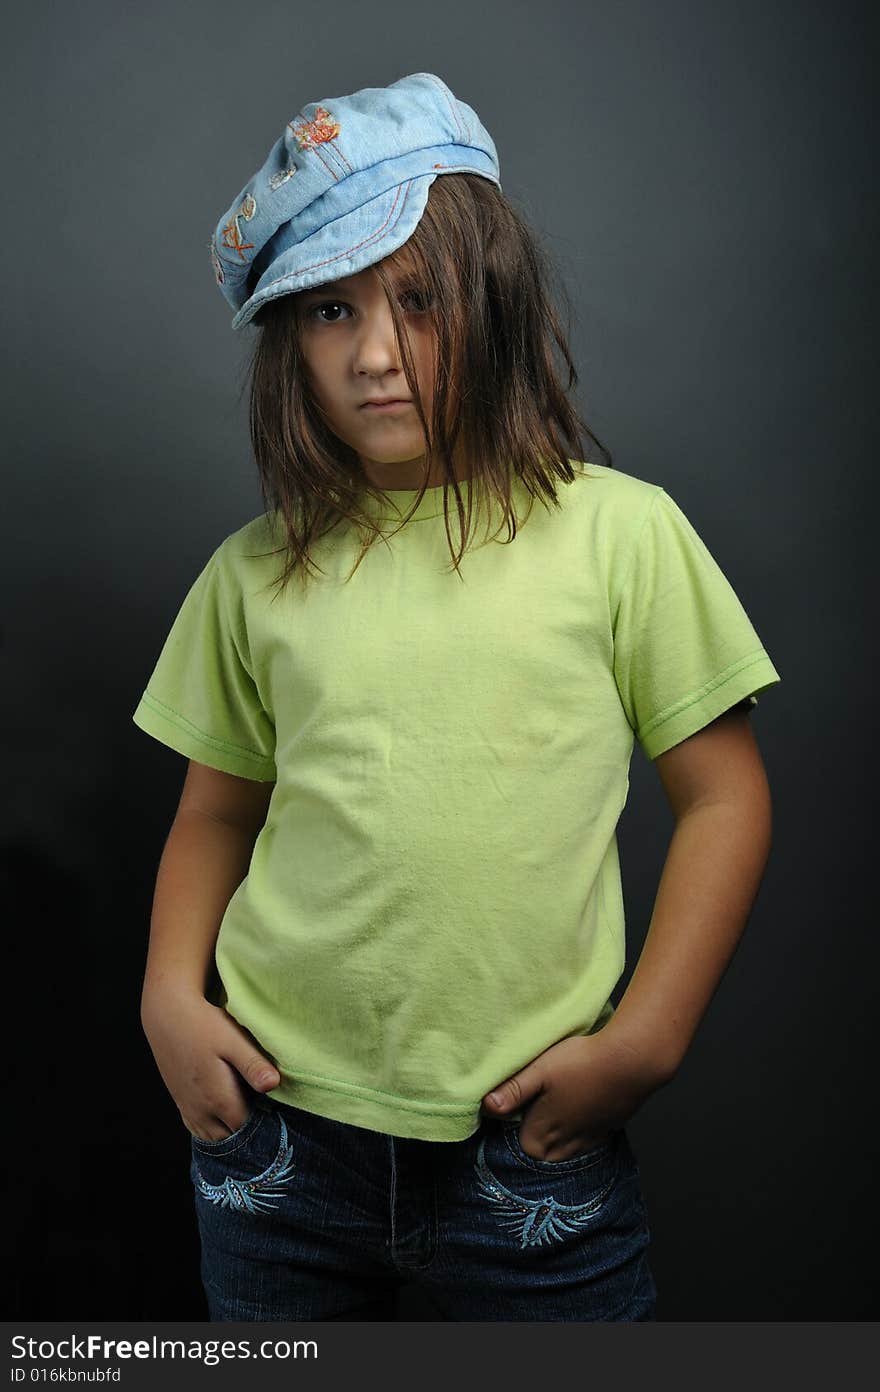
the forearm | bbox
[608,793,772,1079]
[141,809,259,1017]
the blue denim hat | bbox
[209,72,502,331]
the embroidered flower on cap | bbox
[221,193,258,262]
[269,105,342,190]
[290,104,341,150]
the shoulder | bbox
[561,460,664,540]
[215,509,284,557]
[551,462,671,602]
[205,511,286,613]
[565,459,661,507]
[212,510,285,575]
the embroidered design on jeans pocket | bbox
[473,1135,612,1249]
[194,1111,296,1215]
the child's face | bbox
[295,258,445,490]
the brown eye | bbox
[400,286,433,313]
[308,301,351,323]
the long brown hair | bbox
[242,173,612,596]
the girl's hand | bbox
[480,1029,670,1162]
[141,989,281,1142]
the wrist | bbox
[140,976,211,1029]
[595,1016,679,1090]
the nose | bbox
[352,300,403,376]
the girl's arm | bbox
[140,762,281,1141]
[481,705,774,1158]
[609,704,773,1078]
[140,760,273,1003]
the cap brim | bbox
[231,174,436,331]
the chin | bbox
[356,443,427,465]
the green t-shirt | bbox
[132,462,781,1140]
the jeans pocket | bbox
[503,1118,617,1171]
[473,1118,624,1253]
[190,1100,297,1218]
[190,1096,268,1157]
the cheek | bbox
[300,339,339,389]
[412,340,438,407]
[308,370,345,420]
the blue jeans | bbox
[189,1092,658,1321]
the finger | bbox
[215,1020,281,1091]
[182,1112,228,1143]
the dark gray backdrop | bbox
[3,0,875,1320]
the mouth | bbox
[360,399,413,413]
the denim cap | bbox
[209,72,502,331]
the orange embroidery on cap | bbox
[271,107,341,190]
[288,105,341,150]
[220,193,257,262]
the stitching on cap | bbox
[309,142,343,184]
[315,142,347,180]
[244,180,412,308]
[420,72,468,142]
[314,132,353,180]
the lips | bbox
[360,398,411,407]
[360,399,414,414]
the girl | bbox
[134,72,781,1322]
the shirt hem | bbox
[132,695,277,781]
[264,1072,483,1142]
[639,650,781,760]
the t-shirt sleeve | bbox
[612,487,781,760]
[131,545,277,781]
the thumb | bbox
[232,1047,281,1093]
[483,1067,541,1113]
[218,1010,281,1091]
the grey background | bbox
[3,0,875,1320]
